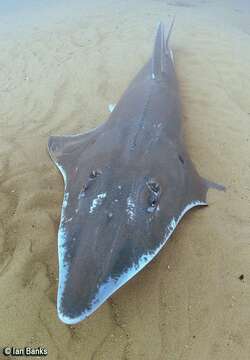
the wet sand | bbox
[0,0,250,359]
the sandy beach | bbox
[0,0,250,359]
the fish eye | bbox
[146,179,161,213]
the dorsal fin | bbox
[152,20,174,79]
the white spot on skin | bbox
[57,199,207,324]
[126,196,136,221]
[170,49,174,63]
[89,193,107,214]
[147,206,155,214]
[152,72,155,79]
[78,191,85,199]
[62,192,69,213]
[108,104,116,113]
[118,185,122,190]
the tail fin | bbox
[152,19,175,79]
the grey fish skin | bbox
[48,22,222,324]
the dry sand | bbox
[0,0,250,359]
